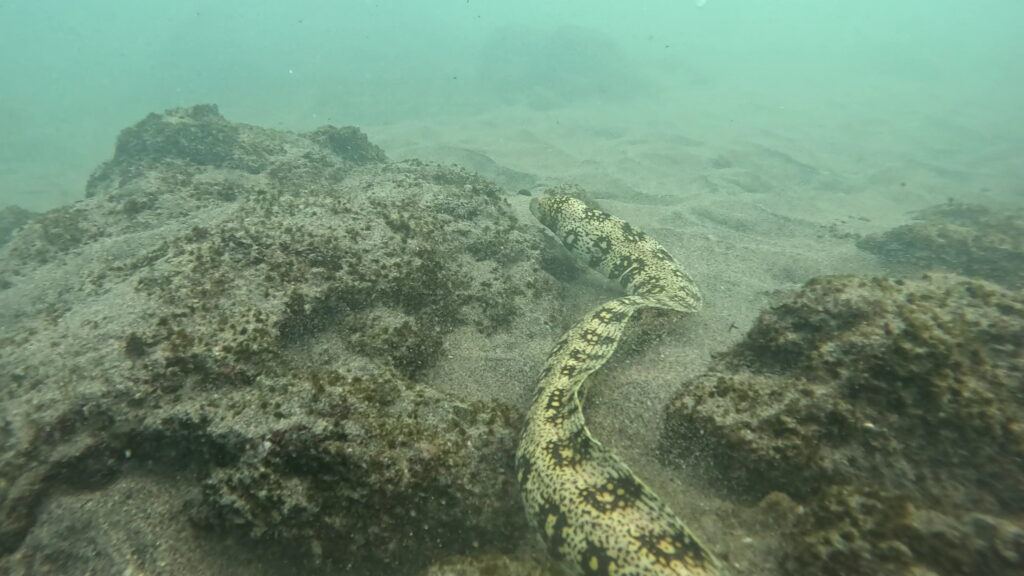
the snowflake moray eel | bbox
[517,195,723,575]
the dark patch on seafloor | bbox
[663,274,1024,575]
[857,200,1024,289]
[0,105,563,575]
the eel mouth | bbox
[529,196,544,221]
[529,195,559,231]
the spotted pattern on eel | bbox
[517,195,723,576]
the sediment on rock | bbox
[0,105,556,575]
[662,273,1024,576]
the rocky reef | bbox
[0,105,559,575]
[6,104,1022,576]
[0,205,35,249]
[663,273,1024,575]
[857,201,1024,289]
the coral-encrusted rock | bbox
[857,201,1024,289]
[662,274,1024,576]
[0,105,554,575]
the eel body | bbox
[517,195,722,576]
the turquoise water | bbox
[1,3,1023,575]
[1,1,1021,210]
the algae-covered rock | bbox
[306,124,388,164]
[662,274,1024,576]
[191,369,522,573]
[857,201,1024,289]
[0,205,35,248]
[84,103,388,199]
[422,551,557,576]
[103,103,241,168]
[786,487,1024,576]
[0,105,555,575]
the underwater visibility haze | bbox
[1,1,1022,575]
